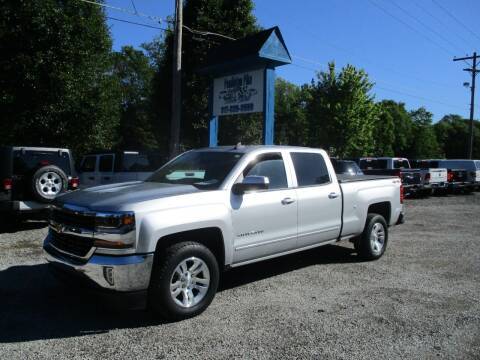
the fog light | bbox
[103,266,114,286]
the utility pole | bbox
[453,52,479,159]
[169,0,183,158]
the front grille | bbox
[52,208,95,230]
[50,230,94,258]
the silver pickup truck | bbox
[44,146,404,320]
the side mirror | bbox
[232,175,269,195]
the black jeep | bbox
[0,146,78,222]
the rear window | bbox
[393,159,410,169]
[99,155,114,172]
[81,156,96,172]
[291,152,330,186]
[13,150,71,175]
[437,160,475,170]
[359,159,388,169]
[119,153,165,172]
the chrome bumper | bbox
[44,242,154,292]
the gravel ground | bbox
[0,194,479,359]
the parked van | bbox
[78,151,167,188]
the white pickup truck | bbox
[44,146,404,320]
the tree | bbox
[112,46,158,151]
[306,62,378,157]
[373,101,395,156]
[0,0,120,155]
[434,114,480,158]
[408,107,440,158]
[376,100,413,156]
[274,78,309,146]
[145,0,260,152]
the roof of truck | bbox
[194,145,324,154]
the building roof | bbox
[200,27,291,76]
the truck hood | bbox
[56,181,201,211]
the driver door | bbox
[231,152,298,264]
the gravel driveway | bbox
[1,194,479,359]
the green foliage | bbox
[145,0,260,151]
[112,46,158,151]
[373,102,395,156]
[306,62,378,157]
[434,115,480,158]
[376,100,413,156]
[408,107,441,158]
[274,78,309,146]
[0,0,120,155]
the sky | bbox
[103,0,480,122]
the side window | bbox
[99,155,114,172]
[291,152,330,186]
[243,153,288,190]
[81,156,97,172]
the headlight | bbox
[93,211,136,250]
[95,211,135,231]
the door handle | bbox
[103,177,111,180]
[281,197,295,205]
[88,176,95,180]
[328,192,340,199]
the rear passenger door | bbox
[290,152,342,248]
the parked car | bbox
[0,146,78,222]
[423,159,478,193]
[357,157,427,196]
[44,145,404,320]
[331,158,364,176]
[78,151,167,188]
[410,160,448,195]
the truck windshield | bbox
[146,151,244,189]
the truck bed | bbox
[337,174,398,183]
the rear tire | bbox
[355,213,388,261]
[148,241,219,321]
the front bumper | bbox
[44,238,154,292]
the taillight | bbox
[447,171,454,182]
[425,173,431,183]
[400,184,404,204]
[394,170,401,180]
[3,178,12,191]
[69,177,79,189]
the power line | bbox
[367,0,455,56]
[276,17,456,89]
[390,0,466,54]
[182,25,236,41]
[76,0,165,24]
[106,16,169,31]
[290,58,467,111]
[412,0,475,50]
[431,0,480,43]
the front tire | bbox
[149,242,219,321]
[355,213,388,260]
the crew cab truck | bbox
[43,146,404,320]
[358,157,428,196]
[410,160,448,195]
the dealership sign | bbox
[212,69,264,116]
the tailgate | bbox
[429,168,447,183]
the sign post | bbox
[201,27,291,147]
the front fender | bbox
[136,203,233,264]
